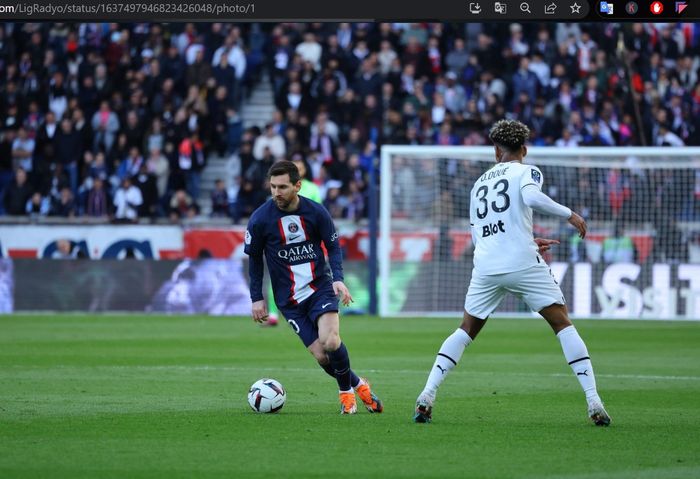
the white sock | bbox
[557,325,600,404]
[422,328,472,398]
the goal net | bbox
[379,146,700,320]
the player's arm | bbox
[318,207,353,306]
[521,167,586,238]
[243,221,268,322]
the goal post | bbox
[379,146,700,320]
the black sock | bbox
[320,357,361,388]
[320,361,335,378]
[327,343,352,391]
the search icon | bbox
[520,1,532,12]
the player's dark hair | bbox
[488,119,530,152]
[268,160,301,184]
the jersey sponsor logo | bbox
[245,230,252,245]
[288,222,299,233]
[330,231,339,242]
[481,220,506,237]
[531,169,541,183]
[278,243,317,262]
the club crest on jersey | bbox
[531,169,541,183]
[287,222,299,233]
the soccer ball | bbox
[247,378,286,413]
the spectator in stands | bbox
[55,118,83,194]
[50,186,76,218]
[11,127,34,174]
[603,223,636,263]
[169,188,197,221]
[323,180,347,219]
[113,176,143,223]
[3,167,32,216]
[133,164,159,219]
[85,176,110,218]
[296,32,323,71]
[656,123,685,146]
[26,192,50,218]
[178,131,206,201]
[292,155,321,203]
[118,146,145,180]
[232,178,266,224]
[210,179,230,217]
[253,123,286,160]
[91,100,120,154]
[186,48,212,88]
[34,111,59,179]
[0,129,15,214]
[146,147,170,204]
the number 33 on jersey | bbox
[470,162,545,275]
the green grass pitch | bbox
[1,314,699,479]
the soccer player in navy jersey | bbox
[244,160,382,414]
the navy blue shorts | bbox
[278,285,339,347]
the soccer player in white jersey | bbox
[414,119,611,426]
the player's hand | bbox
[534,237,560,253]
[333,281,354,307]
[568,212,587,239]
[251,300,269,323]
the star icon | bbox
[570,2,582,12]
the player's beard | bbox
[274,196,291,210]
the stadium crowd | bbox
[0,22,699,224]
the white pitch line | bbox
[4,365,700,382]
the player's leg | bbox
[512,264,610,426]
[415,272,504,423]
[312,284,382,414]
[539,303,610,426]
[317,311,358,414]
[315,312,383,413]
[278,304,344,381]
[306,339,359,386]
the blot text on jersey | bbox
[482,220,506,237]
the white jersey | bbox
[469,161,544,275]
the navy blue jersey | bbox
[244,197,343,308]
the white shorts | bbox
[464,263,565,319]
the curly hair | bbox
[488,119,530,152]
